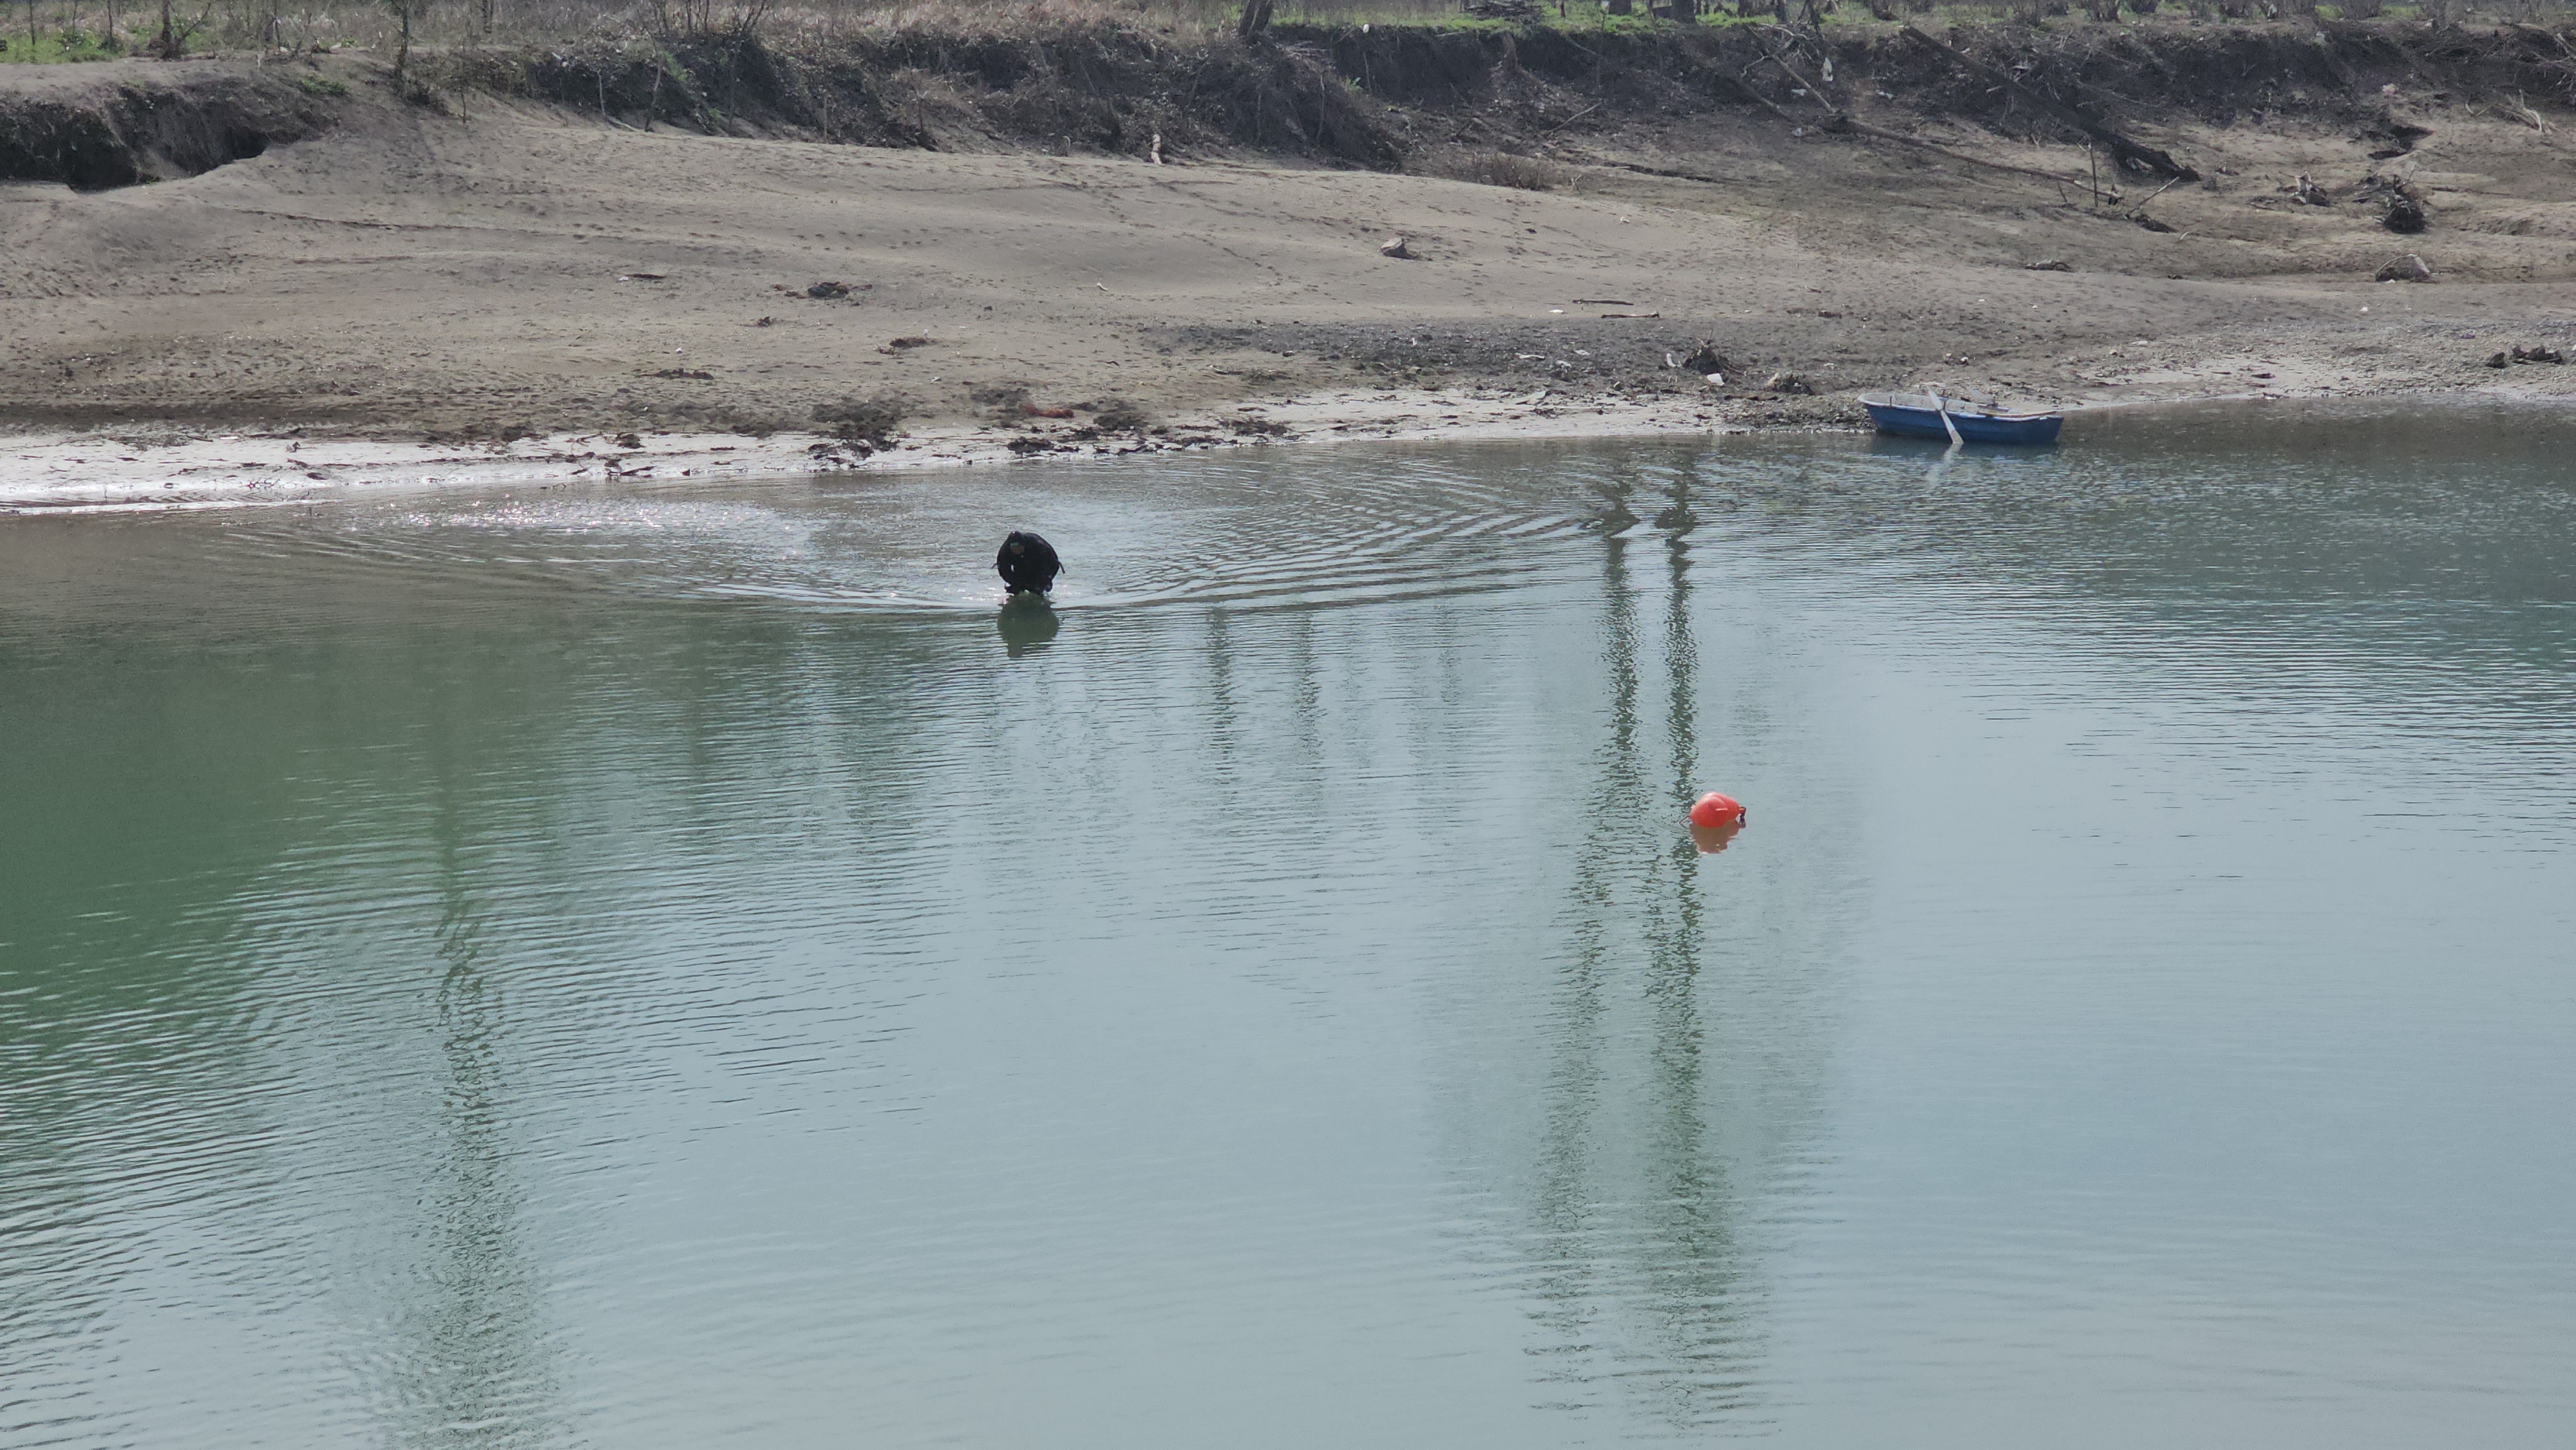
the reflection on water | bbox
[996,599,1062,656]
[1689,821,1743,855]
[380,782,564,1450]
[4,402,2575,1448]
[1517,451,1765,1428]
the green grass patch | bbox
[1271,1,1814,33]
[0,27,126,62]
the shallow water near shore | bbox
[5,405,2574,1447]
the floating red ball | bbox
[1688,791,1746,829]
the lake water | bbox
[5,405,2574,1448]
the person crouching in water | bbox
[996,531,1062,600]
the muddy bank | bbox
[0,59,337,188]
[5,16,2576,475]
[462,20,2576,172]
[14,18,2575,189]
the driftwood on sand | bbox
[1712,52,2087,191]
[1899,24,2200,181]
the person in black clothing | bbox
[995,531,1063,598]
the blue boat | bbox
[1859,391,2063,445]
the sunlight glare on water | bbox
[3,403,2573,1448]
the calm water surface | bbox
[5,406,2573,1447]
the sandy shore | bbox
[0,390,1747,511]
[6,50,2575,509]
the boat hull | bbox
[1862,400,2063,445]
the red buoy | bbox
[1688,791,1747,829]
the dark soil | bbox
[1172,319,1881,397]
[10,19,2571,192]
[0,61,337,187]
[478,17,2576,171]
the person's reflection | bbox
[996,600,1061,657]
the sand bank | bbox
[6,35,2575,509]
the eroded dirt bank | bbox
[5,19,2575,502]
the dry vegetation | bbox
[6,0,2576,66]
[1416,143,1567,187]
[0,0,1245,61]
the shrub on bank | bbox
[0,26,127,61]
